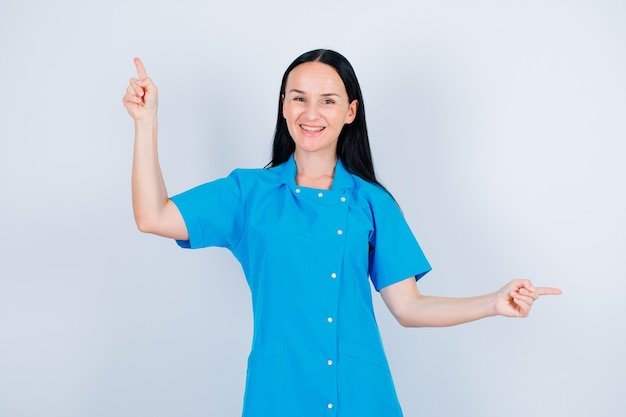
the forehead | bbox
[285,61,347,95]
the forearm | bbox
[131,118,169,232]
[397,292,497,328]
[381,278,499,328]
[381,277,561,327]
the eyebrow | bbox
[287,89,341,97]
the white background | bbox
[1,1,624,416]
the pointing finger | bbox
[134,57,148,80]
[535,287,563,296]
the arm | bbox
[380,277,562,328]
[123,58,188,240]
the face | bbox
[282,62,358,159]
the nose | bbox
[303,102,320,120]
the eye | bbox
[293,96,305,102]
[322,98,335,105]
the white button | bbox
[327,317,333,323]
[331,273,337,279]
[318,192,324,198]
[295,188,301,193]
[340,196,346,202]
[337,229,343,235]
[327,359,333,366]
[327,403,334,409]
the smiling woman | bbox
[122,48,561,417]
[281,61,358,176]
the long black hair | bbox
[266,49,384,189]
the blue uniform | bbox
[171,154,431,416]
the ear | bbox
[344,99,358,125]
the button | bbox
[327,359,333,366]
[295,188,301,193]
[327,317,333,323]
[340,196,346,202]
[331,273,337,279]
[337,229,343,235]
[327,403,334,409]
[318,192,324,198]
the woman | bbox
[123,49,561,416]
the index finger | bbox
[535,287,563,296]
[134,57,148,80]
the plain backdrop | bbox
[1,1,624,416]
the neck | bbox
[294,149,337,189]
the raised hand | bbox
[495,279,562,318]
[123,58,158,121]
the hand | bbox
[495,279,562,318]
[123,57,158,121]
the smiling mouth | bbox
[300,125,325,132]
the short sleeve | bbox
[170,170,244,250]
[368,192,431,291]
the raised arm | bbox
[380,277,562,327]
[123,58,188,240]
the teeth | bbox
[301,125,325,132]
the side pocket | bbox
[242,340,284,417]
[338,340,403,416]
[247,339,283,366]
[339,339,391,371]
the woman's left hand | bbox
[495,279,562,318]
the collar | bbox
[278,153,355,191]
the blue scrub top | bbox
[171,154,431,417]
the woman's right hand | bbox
[123,57,158,121]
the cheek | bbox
[286,123,297,138]
[283,111,298,137]
[283,104,296,122]
[332,111,351,127]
